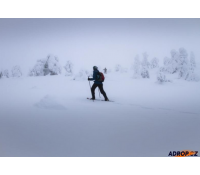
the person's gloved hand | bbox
[88,77,90,80]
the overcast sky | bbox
[0,18,200,72]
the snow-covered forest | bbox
[0,47,199,83]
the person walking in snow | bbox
[88,66,109,101]
[103,67,107,74]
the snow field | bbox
[0,73,199,156]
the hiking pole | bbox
[88,76,94,102]
[98,87,101,98]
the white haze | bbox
[1,18,200,156]
[0,18,200,73]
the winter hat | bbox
[93,66,98,70]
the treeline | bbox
[0,66,22,78]
[132,48,198,83]
[0,48,199,83]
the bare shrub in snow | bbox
[64,61,73,76]
[11,66,22,77]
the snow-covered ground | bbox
[0,72,200,156]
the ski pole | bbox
[98,87,101,98]
[88,76,94,102]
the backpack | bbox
[97,72,105,82]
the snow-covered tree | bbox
[185,52,199,81]
[157,67,170,84]
[178,47,188,78]
[163,57,173,73]
[189,52,196,69]
[0,71,3,78]
[132,55,141,78]
[141,52,150,68]
[141,52,150,78]
[29,59,46,76]
[141,67,149,78]
[150,57,159,69]
[29,55,61,76]
[3,69,9,78]
[163,48,191,80]
[64,61,73,76]
[168,48,188,77]
[11,66,22,77]
[47,55,61,75]
[170,49,179,74]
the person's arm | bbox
[88,77,93,81]
[88,71,96,81]
[88,72,95,81]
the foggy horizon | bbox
[0,18,200,72]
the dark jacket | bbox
[88,70,102,84]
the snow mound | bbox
[35,95,66,110]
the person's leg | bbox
[98,84,108,100]
[91,83,98,99]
